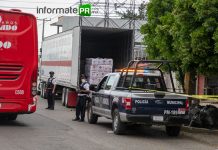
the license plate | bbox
[152,116,164,122]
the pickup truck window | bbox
[117,75,131,87]
[105,75,116,90]
[117,75,166,91]
[97,76,108,91]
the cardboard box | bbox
[98,58,104,65]
[99,65,112,72]
[85,64,98,71]
[85,58,113,85]
[105,59,113,65]
[86,58,99,65]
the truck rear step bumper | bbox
[120,112,189,125]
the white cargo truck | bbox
[40,26,133,107]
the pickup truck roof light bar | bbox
[119,60,178,92]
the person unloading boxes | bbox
[73,74,90,122]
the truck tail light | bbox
[185,99,189,111]
[122,97,132,110]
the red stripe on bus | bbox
[41,61,72,66]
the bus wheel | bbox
[8,114,17,121]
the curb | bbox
[182,126,218,135]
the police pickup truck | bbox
[87,60,189,136]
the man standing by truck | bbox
[46,71,56,110]
[73,74,90,122]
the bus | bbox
[0,9,38,120]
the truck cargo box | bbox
[41,26,133,89]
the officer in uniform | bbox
[73,74,90,122]
[46,71,56,110]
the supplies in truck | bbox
[85,58,113,85]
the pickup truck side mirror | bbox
[90,85,98,92]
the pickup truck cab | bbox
[87,60,189,136]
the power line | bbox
[0,5,36,9]
[0,0,75,4]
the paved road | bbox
[0,97,217,150]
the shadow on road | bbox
[0,120,27,127]
[95,122,112,129]
[94,121,184,139]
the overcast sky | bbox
[0,0,149,48]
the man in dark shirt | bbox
[46,71,56,110]
[73,74,90,122]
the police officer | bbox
[73,74,90,122]
[46,71,56,110]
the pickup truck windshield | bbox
[117,74,166,91]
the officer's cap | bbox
[81,74,86,79]
[49,71,54,75]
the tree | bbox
[141,0,218,94]
[115,2,147,20]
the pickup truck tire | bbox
[112,108,126,135]
[87,102,98,124]
[8,114,17,121]
[165,126,181,137]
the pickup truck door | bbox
[101,75,117,110]
[92,76,108,109]
[92,75,116,118]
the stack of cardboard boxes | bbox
[85,58,113,85]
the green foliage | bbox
[141,0,218,76]
[116,2,147,20]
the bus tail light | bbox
[122,97,132,110]
[32,82,37,96]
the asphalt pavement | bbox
[0,97,217,150]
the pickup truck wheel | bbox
[87,102,98,124]
[112,108,126,135]
[166,126,181,137]
[8,114,17,121]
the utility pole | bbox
[37,18,51,41]
[104,0,109,27]
[79,0,82,26]
[37,18,51,83]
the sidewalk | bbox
[182,126,218,147]
[183,101,218,147]
[201,101,218,107]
